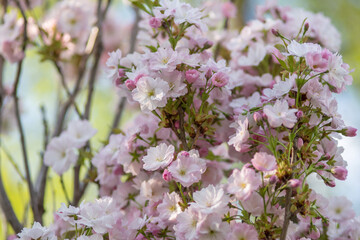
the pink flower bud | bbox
[113,165,124,175]
[221,2,237,18]
[297,138,304,148]
[125,79,136,90]
[288,179,301,188]
[114,78,122,87]
[211,72,229,87]
[149,17,162,28]
[325,179,336,187]
[304,22,310,31]
[271,28,280,37]
[134,73,146,84]
[331,166,348,180]
[162,169,172,181]
[345,126,357,137]
[174,121,180,129]
[185,69,200,83]
[253,112,262,122]
[269,175,278,184]
[308,227,320,239]
[199,147,208,157]
[118,68,125,78]
[203,69,212,79]
[296,110,303,118]
[287,98,295,106]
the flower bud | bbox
[269,175,278,184]
[344,126,357,137]
[199,147,209,157]
[185,69,200,83]
[288,179,301,188]
[271,28,280,37]
[222,2,237,18]
[118,69,125,78]
[304,22,310,32]
[114,77,122,87]
[125,79,136,90]
[149,17,162,28]
[253,112,262,122]
[162,169,172,182]
[296,110,303,118]
[325,179,336,187]
[331,166,348,180]
[297,138,304,148]
[308,226,320,239]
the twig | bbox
[34,106,49,218]
[177,106,189,151]
[13,0,41,222]
[83,0,111,119]
[109,97,126,135]
[280,147,295,240]
[73,0,113,206]
[60,176,70,205]
[53,63,82,117]
[0,171,23,233]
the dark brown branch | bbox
[280,147,295,240]
[0,1,23,233]
[0,170,23,233]
[72,0,113,206]
[53,63,82,117]
[12,1,41,222]
[177,106,189,151]
[83,0,110,119]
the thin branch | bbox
[0,171,23,233]
[280,147,295,240]
[34,106,49,218]
[177,106,189,151]
[53,63,82,117]
[73,0,113,206]
[109,97,126,136]
[13,1,41,222]
[84,0,110,119]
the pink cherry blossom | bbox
[157,192,182,222]
[132,76,170,111]
[168,150,207,187]
[228,117,250,152]
[227,166,261,201]
[263,99,298,128]
[251,152,277,171]
[191,185,229,214]
[142,143,175,171]
[44,134,78,175]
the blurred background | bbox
[0,0,359,237]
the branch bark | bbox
[12,1,41,223]
[73,0,113,206]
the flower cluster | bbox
[14,1,360,240]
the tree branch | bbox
[280,147,295,240]
[13,0,41,222]
[73,0,113,206]
[177,106,189,151]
